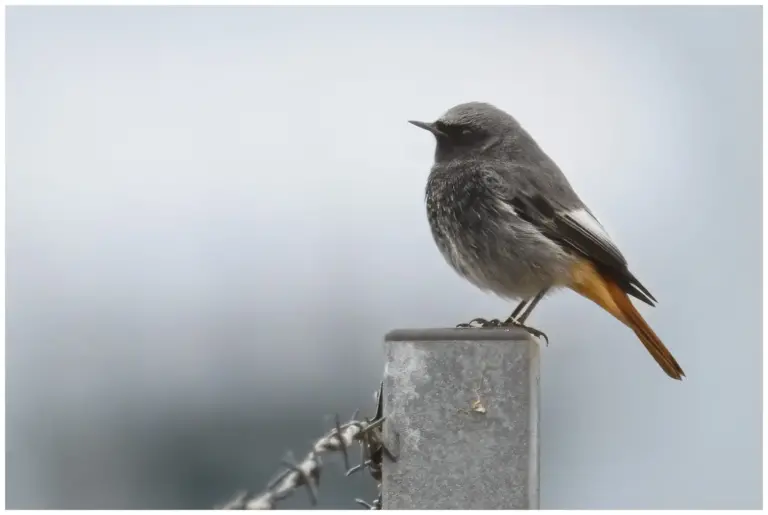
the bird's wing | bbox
[508,191,657,307]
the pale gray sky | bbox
[7,6,762,509]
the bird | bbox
[409,101,685,380]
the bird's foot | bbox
[456,317,503,328]
[456,317,549,345]
[500,318,549,346]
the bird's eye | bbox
[434,121,449,133]
[435,122,476,140]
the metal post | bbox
[381,328,540,509]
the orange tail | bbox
[568,260,685,380]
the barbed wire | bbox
[218,382,397,510]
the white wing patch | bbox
[565,208,624,261]
[567,208,611,240]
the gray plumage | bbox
[411,101,653,305]
[409,102,686,380]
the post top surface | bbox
[385,327,534,342]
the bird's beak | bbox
[408,120,444,137]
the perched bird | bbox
[409,102,685,380]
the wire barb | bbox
[218,382,395,510]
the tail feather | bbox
[604,280,685,380]
[569,260,685,380]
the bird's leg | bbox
[506,298,531,321]
[513,290,547,324]
[455,299,530,329]
[500,289,550,345]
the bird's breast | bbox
[424,170,574,298]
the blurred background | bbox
[6,6,762,509]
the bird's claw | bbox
[457,317,549,345]
[501,318,549,346]
[456,317,503,328]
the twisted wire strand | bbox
[219,383,394,510]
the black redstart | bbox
[410,102,685,380]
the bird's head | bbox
[409,102,521,163]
